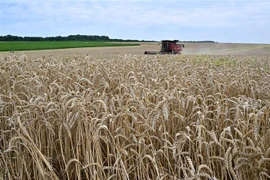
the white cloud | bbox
[2,0,269,26]
[1,0,270,43]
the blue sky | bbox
[1,0,270,43]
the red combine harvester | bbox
[144,40,185,54]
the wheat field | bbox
[1,54,270,180]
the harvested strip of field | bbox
[183,43,270,56]
[0,41,140,51]
[0,54,270,179]
[208,45,270,55]
[1,42,270,56]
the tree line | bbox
[0,34,111,41]
[0,34,215,43]
[0,34,147,42]
[0,34,155,42]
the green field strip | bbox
[0,41,140,51]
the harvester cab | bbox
[144,40,184,55]
[160,40,185,54]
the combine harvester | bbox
[144,40,185,54]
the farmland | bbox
[1,44,270,179]
[2,42,270,57]
[0,41,139,52]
